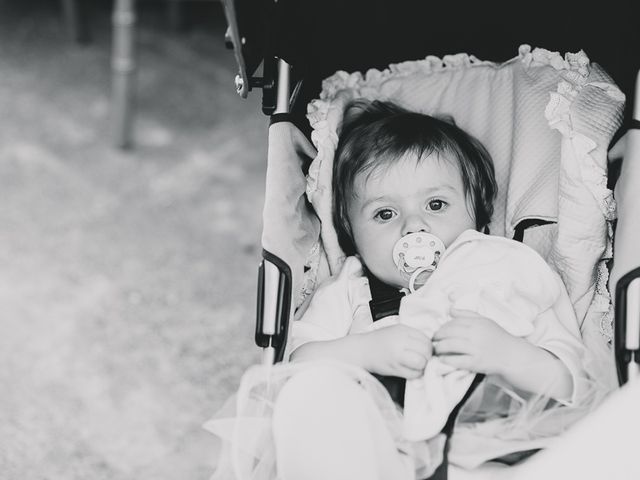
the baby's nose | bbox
[402,214,430,236]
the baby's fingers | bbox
[438,354,475,371]
[449,306,481,317]
[433,321,469,341]
[404,326,432,344]
[401,349,429,370]
[405,335,433,358]
[396,366,424,380]
[433,338,472,356]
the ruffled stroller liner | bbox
[303,46,623,390]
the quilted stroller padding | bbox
[307,46,621,269]
[261,121,323,288]
[291,47,622,390]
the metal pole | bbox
[626,279,640,382]
[60,0,90,43]
[635,71,640,117]
[625,73,640,383]
[261,260,280,365]
[111,0,136,149]
[262,347,275,366]
[167,0,185,32]
[274,59,290,114]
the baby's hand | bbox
[362,324,432,379]
[432,308,524,376]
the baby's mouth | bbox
[392,233,445,292]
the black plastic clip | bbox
[255,250,291,363]
[615,266,640,385]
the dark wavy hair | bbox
[332,99,498,256]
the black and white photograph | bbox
[2,1,640,479]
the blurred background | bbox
[0,0,264,478]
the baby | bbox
[288,99,588,472]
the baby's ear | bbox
[435,113,457,126]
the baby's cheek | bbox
[363,258,394,285]
[383,264,409,290]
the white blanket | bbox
[399,230,586,441]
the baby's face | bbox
[347,152,476,289]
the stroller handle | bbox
[255,250,291,364]
[615,267,640,384]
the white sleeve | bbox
[286,257,365,358]
[528,272,589,405]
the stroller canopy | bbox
[235,0,638,124]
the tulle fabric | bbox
[449,369,611,469]
[204,360,445,480]
[204,357,610,479]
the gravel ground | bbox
[0,2,265,478]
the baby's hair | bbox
[332,99,497,256]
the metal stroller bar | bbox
[255,250,291,365]
[275,59,291,114]
[222,0,283,115]
[221,0,250,99]
[614,71,640,385]
[254,60,293,365]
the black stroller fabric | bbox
[269,0,638,129]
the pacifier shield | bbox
[392,232,445,275]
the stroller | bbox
[220,1,640,477]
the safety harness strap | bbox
[368,272,406,321]
[365,269,484,480]
[367,272,407,404]
[429,373,485,480]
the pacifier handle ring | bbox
[409,266,431,293]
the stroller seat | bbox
[284,45,623,367]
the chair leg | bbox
[60,0,91,43]
[111,0,137,149]
[167,0,185,32]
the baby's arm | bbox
[433,309,573,401]
[291,324,432,380]
[289,257,432,379]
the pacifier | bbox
[392,232,445,292]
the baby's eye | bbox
[427,199,447,211]
[374,209,396,221]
